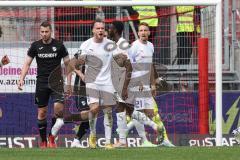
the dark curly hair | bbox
[112,21,124,35]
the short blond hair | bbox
[138,22,149,30]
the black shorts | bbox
[75,95,89,111]
[35,83,64,108]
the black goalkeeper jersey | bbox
[27,39,68,84]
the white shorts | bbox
[86,83,116,106]
[134,97,154,110]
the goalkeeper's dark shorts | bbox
[35,83,64,108]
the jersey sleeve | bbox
[116,40,130,59]
[60,43,69,58]
[79,42,88,61]
[79,41,88,56]
[27,42,37,58]
[128,44,137,63]
[150,42,154,53]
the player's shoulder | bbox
[81,38,93,46]
[147,41,153,46]
[147,41,154,48]
[130,40,140,49]
[132,40,139,45]
[51,38,64,46]
[32,39,42,46]
[104,37,114,44]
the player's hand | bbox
[1,55,10,65]
[75,69,85,82]
[80,74,85,82]
[17,79,24,91]
[121,87,128,100]
[65,84,72,97]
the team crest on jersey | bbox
[52,47,57,52]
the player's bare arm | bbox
[113,53,133,100]
[66,55,85,76]
[122,59,132,100]
[74,55,86,81]
[63,55,73,95]
[113,53,128,67]
[17,55,33,90]
[150,64,157,97]
[74,69,85,82]
[65,55,85,95]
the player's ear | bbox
[137,31,140,37]
[147,30,150,36]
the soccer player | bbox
[127,22,165,145]
[0,55,10,67]
[51,62,90,148]
[127,65,175,147]
[108,21,154,147]
[70,19,130,149]
[108,21,133,147]
[70,65,90,148]
[17,21,70,148]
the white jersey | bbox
[80,37,115,85]
[128,39,154,79]
[114,37,130,58]
[111,37,130,100]
[112,37,130,75]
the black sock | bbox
[76,121,89,140]
[49,117,56,136]
[37,119,47,142]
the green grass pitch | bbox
[0,147,239,160]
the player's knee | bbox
[54,104,64,118]
[116,103,125,112]
[54,111,63,118]
[126,105,134,116]
[144,110,154,119]
[90,106,99,115]
[38,110,47,119]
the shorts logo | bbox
[52,47,57,52]
[81,101,86,106]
